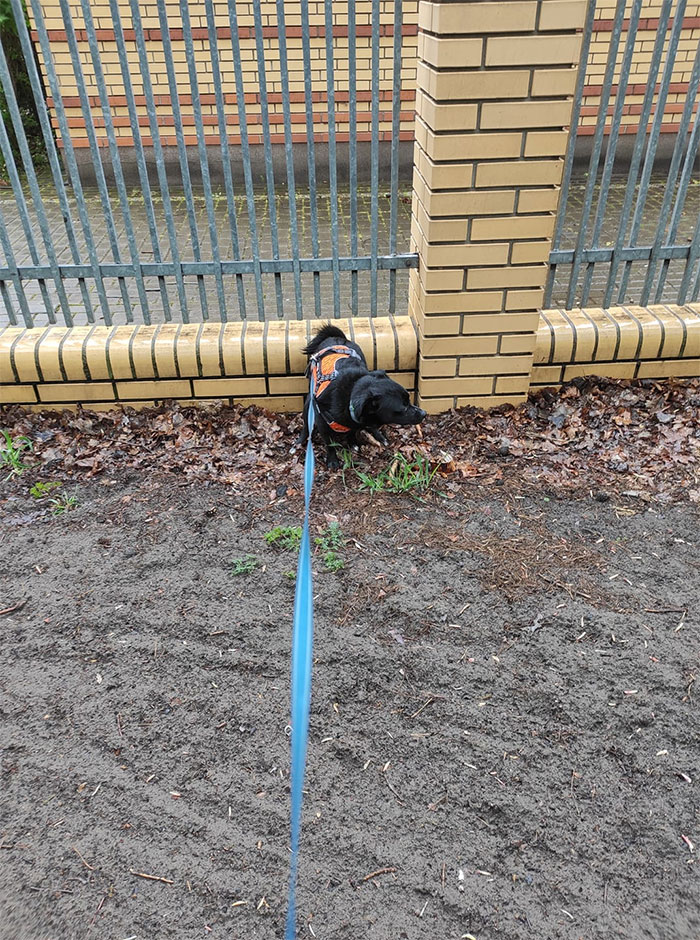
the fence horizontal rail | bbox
[0,254,419,281]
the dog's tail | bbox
[302,323,348,357]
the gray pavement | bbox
[0,172,698,328]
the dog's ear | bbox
[350,387,380,421]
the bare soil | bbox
[1,381,699,940]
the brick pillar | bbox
[410,0,587,412]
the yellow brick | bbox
[495,375,532,394]
[0,384,37,404]
[243,322,265,375]
[486,35,582,67]
[422,335,499,357]
[416,90,478,132]
[193,378,267,396]
[426,1,537,34]
[423,243,510,267]
[459,355,532,376]
[500,333,538,354]
[198,329,226,378]
[416,150,473,190]
[418,312,462,332]
[13,330,43,382]
[475,160,564,187]
[417,35,483,70]
[539,0,588,30]
[152,324,180,378]
[421,188,517,217]
[457,393,526,409]
[130,326,157,380]
[106,328,136,380]
[57,326,91,382]
[524,130,570,157]
[36,382,115,403]
[421,267,465,291]
[422,129,522,163]
[418,356,458,377]
[518,189,561,213]
[415,208,469,242]
[531,364,564,385]
[531,68,579,97]
[84,327,112,381]
[637,359,700,378]
[480,100,574,130]
[419,375,495,396]
[221,324,245,375]
[466,311,540,333]
[471,215,555,241]
[416,396,455,414]
[422,292,503,315]
[511,241,552,264]
[115,379,192,399]
[543,310,574,363]
[563,362,637,381]
[506,288,545,311]
[234,395,304,412]
[420,62,530,101]
[468,265,547,290]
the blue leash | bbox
[285,386,317,939]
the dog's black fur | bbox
[298,324,426,468]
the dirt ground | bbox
[1,380,699,940]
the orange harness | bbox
[309,344,363,433]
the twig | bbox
[72,847,94,871]
[0,599,26,616]
[385,778,405,805]
[129,869,173,885]
[410,697,435,719]
[644,606,687,614]
[361,866,397,882]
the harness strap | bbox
[308,343,362,434]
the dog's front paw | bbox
[326,450,341,470]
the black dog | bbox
[297,324,426,468]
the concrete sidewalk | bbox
[0,174,698,327]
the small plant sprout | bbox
[30,481,62,499]
[231,555,258,577]
[0,430,33,476]
[356,453,438,496]
[264,525,303,552]
[48,491,78,516]
[315,522,345,572]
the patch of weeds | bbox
[356,453,438,496]
[315,522,345,572]
[48,491,78,516]
[284,570,296,582]
[264,525,302,552]
[231,555,258,576]
[30,481,61,499]
[1,429,32,476]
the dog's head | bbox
[350,372,427,428]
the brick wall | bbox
[31,0,697,156]
[580,1,700,136]
[31,0,419,151]
[409,0,586,414]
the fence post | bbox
[410,0,588,412]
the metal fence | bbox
[547,0,700,310]
[0,0,417,328]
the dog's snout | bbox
[416,407,427,421]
